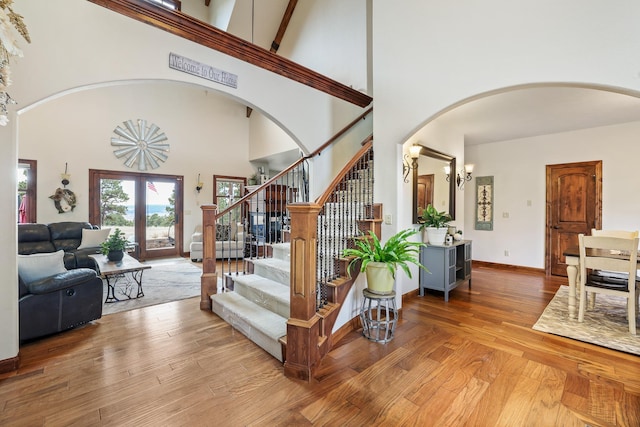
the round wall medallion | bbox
[111,119,169,170]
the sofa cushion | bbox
[48,222,93,252]
[18,250,67,284]
[216,224,231,241]
[26,268,99,294]
[18,223,55,255]
[77,228,111,249]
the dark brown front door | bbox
[546,161,601,276]
[417,174,434,218]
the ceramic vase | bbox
[107,250,124,262]
[365,262,395,295]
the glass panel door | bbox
[17,159,36,223]
[90,170,183,261]
[145,178,177,255]
[99,177,137,245]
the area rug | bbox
[101,259,203,315]
[533,285,640,355]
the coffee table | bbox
[89,253,151,303]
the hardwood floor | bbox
[2,265,639,426]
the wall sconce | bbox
[402,144,422,183]
[60,163,70,187]
[196,173,203,193]
[445,164,474,190]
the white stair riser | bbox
[233,279,290,319]
[211,293,286,362]
[254,263,289,286]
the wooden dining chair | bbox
[578,234,640,335]
[591,229,639,239]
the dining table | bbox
[562,246,639,319]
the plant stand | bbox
[360,288,397,343]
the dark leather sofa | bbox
[18,222,104,342]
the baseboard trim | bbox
[472,260,545,275]
[332,317,361,343]
[0,353,19,374]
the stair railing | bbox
[314,138,374,309]
[199,107,373,310]
[285,137,380,381]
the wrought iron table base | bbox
[104,269,146,303]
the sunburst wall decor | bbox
[111,119,170,170]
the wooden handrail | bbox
[216,108,373,219]
[315,137,373,207]
[215,155,306,219]
[306,107,373,159]
[88,0,372,108]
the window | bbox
[214,175,246,225]
[18,159,37,223]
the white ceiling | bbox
[433,86,640,146]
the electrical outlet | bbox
[384,214,392,225]
[504,250,510,256]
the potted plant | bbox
[248,173,258,185]
[343,229,427,295]
[101,228,129,262]
[419,204,452,245]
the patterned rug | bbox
[101,259,203,315]
[533,285,640,355]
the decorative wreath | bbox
[49,187,77,213]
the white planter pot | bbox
[365,262,395,295]
[425,227,447,245]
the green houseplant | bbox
[343,229,427,294]
[419,204,452,245]
[101,228,128,262]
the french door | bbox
[89,169,183,260]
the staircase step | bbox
[232,274,290,318]
[211,292,287,362]
[270,242,290,262]
[252,257,290,286]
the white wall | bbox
[11,1,357,152]
[249,111,298,162]
[464,121,640,269]
[1,0,366,362]
[18,82,251,244]
[278,0,369,93]
[373,0,640,297]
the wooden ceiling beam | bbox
[88,0,372,108]
[270,0,297,53]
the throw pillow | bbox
[18,250,67,284]
[216,224,230,241]
[77,228,111,249]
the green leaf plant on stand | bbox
[101,228,128,262]
[418,204,452,245]
[343,229,427,295]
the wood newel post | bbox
[284,203,321,381]
[200,204,218,310]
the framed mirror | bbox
[412,145,456,224]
